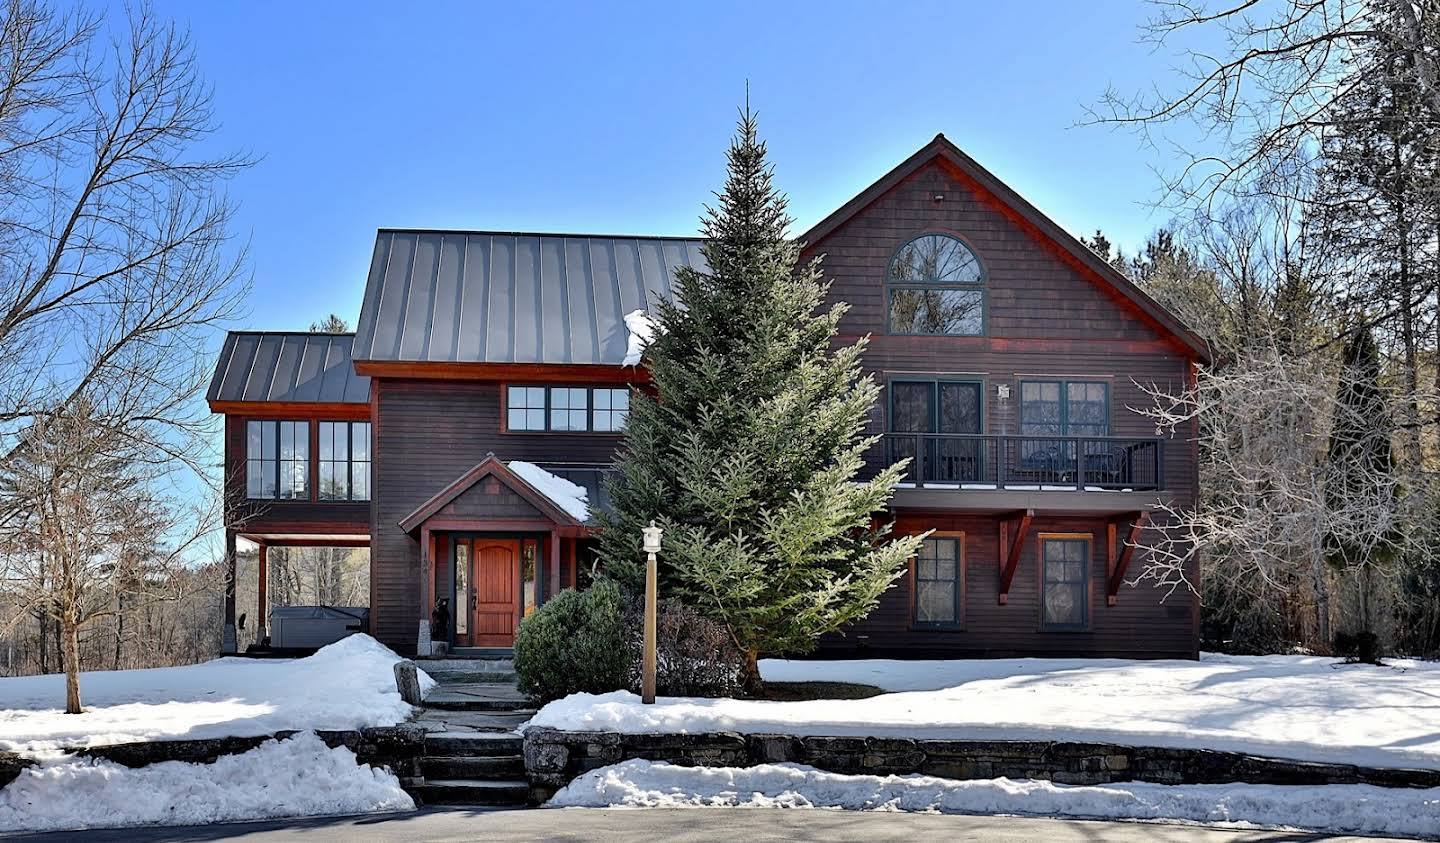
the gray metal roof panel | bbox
[208,332,370,405]
[353,229,707,365]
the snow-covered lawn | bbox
[0,731,413,833]
[0,634,433,753]
[549,759,1440,839]
[528,653,1440,771]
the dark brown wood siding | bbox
[804,159,1198,658]
[371,378,620,652]
[320,156,1201,658]
[820,512,1195,659]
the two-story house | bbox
[208,135,1207,660]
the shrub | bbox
[624,595,745,698]
[514,578,629,703]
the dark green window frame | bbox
[885,233,987,337]
[1018,380,1111,438]
[912,535,964,628]
[888,378,985,484]
[505,385,630,433]
[1040,536,1091,631]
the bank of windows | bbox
[913,535,963,628]
[887,233,986,336]
[244,420,371,501]
[1040,535,1091,631]
[506,386,630,433]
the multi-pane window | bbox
[1019,381,1109,438]
[887,234,985,336]
[592,388,629,431]
[507,387,547,431]
[890,380,983,483]
[246,420,308,500]
[506,386,630,432]
[914,536,962,626]
[319,421,372,501]
[550,388,589,431]
[1041,537,1090,630]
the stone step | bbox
[422,657,515,673]
[424,731,523,756]
[424,670,517,683]
[424,697,533,713]
[413,778,530,807]
[422,754,525,779]
[415,711,533,734]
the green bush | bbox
[514,577,745,703]
[514,578,629,703]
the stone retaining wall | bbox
[523,728,1440,802]
[0,726,426,791]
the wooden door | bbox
[471,539,519,646]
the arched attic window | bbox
[887,233,985,336]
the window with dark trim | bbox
[1041,536,1090,630]
[914,536,963,626]
[246,420,308,500]
[319,421,371,501]
[887,234,985,336]
[889,379,984,483]
[506,385,629,432]
[1018,380,1110,437]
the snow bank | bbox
[549,759,1440,838]
[528,653,1440,771]
[0,731,413,833]
[509,460,590,522]
[621,309,656,366]
[0,634,433,753]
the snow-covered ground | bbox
[549,759,1440,839]
[528,653,1440,770]
[0,634,433,753]
[0,731,413,833]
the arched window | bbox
[887,234,985,335]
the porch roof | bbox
[398,454,592,534]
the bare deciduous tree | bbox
[0,0,249,708]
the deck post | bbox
[256,542,268,644]
[548,532,561,603]
[222,530,237,654]
[417,527,433,657]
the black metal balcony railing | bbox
[879,433,1165,492]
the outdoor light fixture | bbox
[642,522,664,555]
[641,520,663,704]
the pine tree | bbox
[598,108,922,689]
[1324,325,1402,657]
[1314,3,1440,467]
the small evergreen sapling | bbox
[598,107,921,689]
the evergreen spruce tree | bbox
[598,108,922,689]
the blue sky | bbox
[129,0,1196,335]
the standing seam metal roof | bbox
[352,230,707,364]
[206,332,371,404]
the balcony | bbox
[878,433,1165,492]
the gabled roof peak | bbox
[798,134,1211,363]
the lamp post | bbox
[640,521,663,704]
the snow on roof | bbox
[508,460,591,522]
[621,309,657,366]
